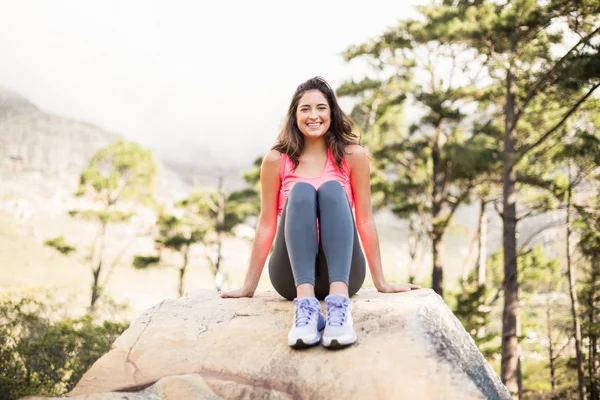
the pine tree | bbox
[414,2,600,394]
[45,139,157,311]
[340,14,500,297]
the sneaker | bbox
[322,294,357,349]
[288,297,326,349]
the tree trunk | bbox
[477,198,488,287]
[408,218,418,284]
[90,267,101,312]
[461,228,477,287]
[90,221,108,312]
[214,176,226,291]
[178,245,190,298]
[589,259,599,400]
[546,294,556,391]
[476,198,489,339]
[431,127,445,298]
[566,160,587,400]
[432,232,445,297]
[501,31,521,398]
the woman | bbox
[221,76,420,349]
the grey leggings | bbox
[268,180,366,300]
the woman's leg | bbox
[314,180,366,299]
[267,182,325,348]
[267,200,296,301]
[313,228,366,300]
[315,180,365,348]
[268,182,319,300]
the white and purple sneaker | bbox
[322,294,357,349]
[288,297,326,349]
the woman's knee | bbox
[287,182,317,208]
[317,180,347,205]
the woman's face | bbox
[295,90,331,140]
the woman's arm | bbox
[220,150,281,298]
[346,145,420,293]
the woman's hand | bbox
[220,286,255,298]
[376,281,421,293]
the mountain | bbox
[0,87,118,174]
[0,87,200,313]
[0,86,189,199]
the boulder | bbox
[23,374,222,400]
[64,288,510,399]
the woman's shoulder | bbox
[261,149,284,181]
[263,149,283,163]
[343,144,369,168]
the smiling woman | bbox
[220,76,420,350]
[297,92,331,139]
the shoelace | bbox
[294,300,318,327]
[326,300,347,326]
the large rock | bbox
[24,375,222,400]
[66,288,510,400]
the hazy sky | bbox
[0,0,427,168]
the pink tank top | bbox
[278,148,354,215]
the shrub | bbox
[0,296,129,400]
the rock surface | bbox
[57,288,511,400]
[24,374,223,400]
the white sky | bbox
[0,0,427,168]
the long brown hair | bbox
[272,76,359,170]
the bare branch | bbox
[441,158,453,200]
[515,25,600,122]
[516,209,538,222]
[439,182,474,233]
[203,193,219,213]
[520,221,568,253]
[553,339,572,360]
[517,83,600,160]
[493,200,504,220]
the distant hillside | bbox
[0,87,119,174]
[0,86,189,199]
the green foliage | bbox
[519,246,562,295]
[337,0,600,393]
[183,189,255,234]
[484,245,575,390]
[44,139,158,310]
[132,255,161,269]
[339,6,508,296]
[576,220,600,259]
[486,245,562,294]
[452,280,500,358]
[76,139,157,206]
[0,296,128,400]
[134,175,258,294]
[43,236,75,256]
[68,209,135,223]
[240,156,262,188]
[132,198,209,292]
[522,359,556,394]
[154,210,208,250]
[575,187,600,395]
